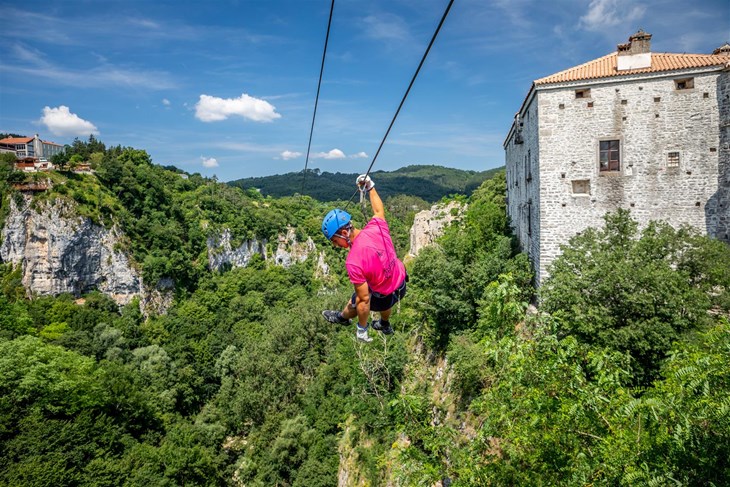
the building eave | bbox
[503,83,537,149]
[534,64,729,92]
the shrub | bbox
[541,209,730,384]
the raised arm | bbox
[368,187,385,220]
[356,174,385,221]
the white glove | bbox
[356,174,375,192]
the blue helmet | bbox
[322,209,352,239]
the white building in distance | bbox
[504,30,730,283]
[0,134,64,160]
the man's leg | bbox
[379,307,392,321]
[322,296,355,325]
[341,299,357,320]
[372,306,394,335]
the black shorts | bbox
[351,276,408,312]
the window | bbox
[524,155,528,180]
[527,199,532,236]
[575,88,591,99]
[667,152,680,168]
[599,140,620,172]
[572,179,590,194]
[675,77,694,90]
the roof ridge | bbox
[535,52,616,83]
[535,51,730,86]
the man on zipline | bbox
[321,175,408,342]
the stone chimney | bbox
[617,29,652,71]
[713,43,730,56]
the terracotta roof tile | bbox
[535,52,730,85]
[0,137,33,144]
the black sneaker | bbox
[372,319,394,335]
[322,310,350,325]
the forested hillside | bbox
[1,140,729,486]
[228,165,501,202]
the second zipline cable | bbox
[345,0,455,209]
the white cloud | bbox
[3,44,177,90]
[39,106,99,137]
[280,150,302,160]
[579,0,645,31]
[350,151,368,158]
[162,98,171,106]
[201,156,219,168]
[362,14,410,42]
[194,93,281,122]
[314,149,346,159]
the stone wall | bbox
[534,70,725,281]
[710,71,730,242]
[505,96,541,279]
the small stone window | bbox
[575,88,591,99]
[667,152,680,168]
[599,140,621,172]
[572,179,590,195]
[675,77,694,90]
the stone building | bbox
[504,30,730,283]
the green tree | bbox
[541,209,730,384]
[409,171,532,348]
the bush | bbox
[541,209,730,384]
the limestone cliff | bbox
[207,226,327,275]
[273,227,316,268]
[407,200,466,258]
[0,194,141,305]
[206,228,268,271]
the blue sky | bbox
[1,0,728,181]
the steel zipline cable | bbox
[300,0,335,198]
[345,0,455,209]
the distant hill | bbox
[227,165,504,203]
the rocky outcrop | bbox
[207,226,322,272]
[273,227,316,267]
[0,195,141,305]
[207,229,267,271]
[408,200,466,257]
[140,278,175,318]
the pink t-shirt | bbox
[346,217,406,295]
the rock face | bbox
[0,195,141,305]
[273,227,316,268]
[140,278,175,318]
[207,229,268,271]
[0,193,331,312]
[207,226,320,272]
[408,201,466,257]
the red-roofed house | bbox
[504,31,730,283]
[0,134,64,161]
